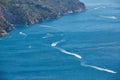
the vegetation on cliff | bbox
[0,0,85,36]
[0,16,14,36]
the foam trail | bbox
[100,15,117,19]
[40,25,63,32]
[94,7,101,10]
[51,41,60,47]
[51,41,116,74]
[42,33,53,39]
[57,48,82,59]
[51,40,82,59]
[81,63,117,74]
[51,40,64,47]
[19,32,27,36]
[94,6,106,10]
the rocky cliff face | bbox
[0,0,85,36]
[0,16,14,36]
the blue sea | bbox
[0,0,120,80]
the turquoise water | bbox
[0,0,120,80]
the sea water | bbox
[0,0,120,80]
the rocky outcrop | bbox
[0,0,85,36]
[0,14,14,36]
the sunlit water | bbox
[0,0,120,80]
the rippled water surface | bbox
[0,0,120,80]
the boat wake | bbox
[40,25,63,32]
[19,32,27,36]
[94,6,106,10]
[51,40,82,59]
[51,40,64,47]
[42,33,53,39]
[57,47,82,59]
[100,15,117,19]
[51,40,117,74]
[81,63,117,74]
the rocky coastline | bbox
[0,0,85,37]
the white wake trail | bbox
[100,15,117,19]
[42,33,53,39]
[57,48,82,59]
[51,40,82,59]
[94,6,106,10]
[51,41,59,47]
[81,63,117,74]
[19,32,27,36]
[51,40,117,74]
[51,40,64,47]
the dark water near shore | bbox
[0,0,120,80]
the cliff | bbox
[0,0,85,36]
